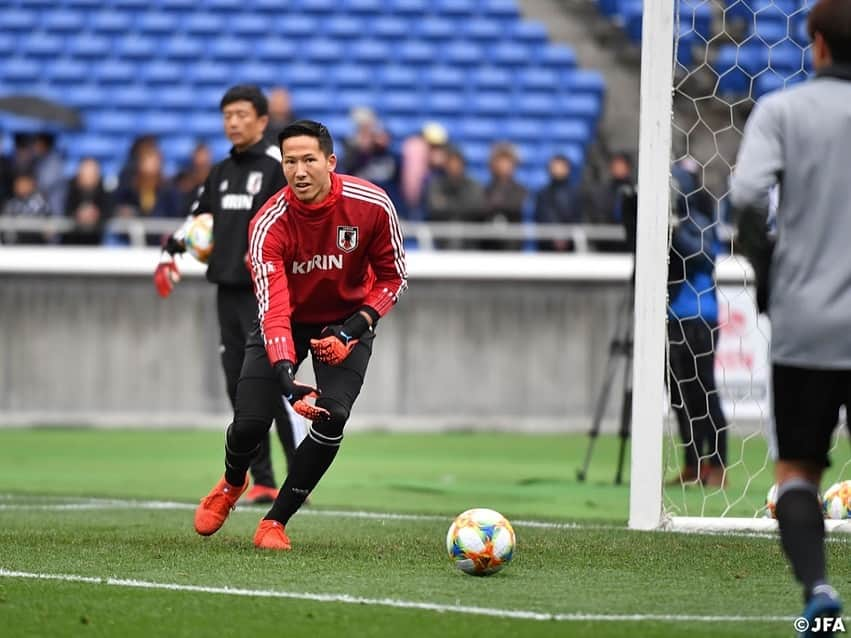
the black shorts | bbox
[241,320,374,414]
[773,364,851,467]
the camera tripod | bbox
[576,279,634,485]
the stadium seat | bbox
[184,13,224,34]
[769,41,807,75]
[255,37,298,62]
[234,62,280,86]
[210,36,250,61]
[156,0,197,11]
[190,112,224,137]
[67,34,112,59]
[116,35,159,60]
[20,34,64,59]
[350,39,393,63]
[112,86,152,111]
[503,118,541,142]
[518,93,557,117]
[378,65,419,89]
[370,16,409,40]
[563,70,606,99]
[563,95,602,129]
[0,9,36,32]
[204,0,244,10]
[43,9,84,33]
[549,119,591,144]
[45,59,89,85]
[189,61,232,86]
[423,66,466,91]
[71,135,118,162]
[285,63,327,90]
[417,17,456,40]
[305,39,345,63]
[137,11,179,34]
[463,19,503,41]
[754,21,790,46]
[292,89,334,115]
[160,136,197,165]
[162,37,204,59]
[331,64,373,88]
[391,0,430,16]
[93,60,137,85]
[469,67,513,89]
[327,15,364,40]
[157,86,196,111]
[457,118,501,141]
[1,58,41,84]
[433,0,478,16]
[143,61,183,85]
[278,14,318,37]
[471,92,512,115]
[481,0,520,19]
[300,0,338,12]
[444,41,485,66]
[343,0,384,14]
[399,41,438,65]
[91,110,138,134]
[427,92,466,115]
[0,34,14,58]
[518,67,559,92]
[383,116,420,139]
[337,89,376,111]
[380,91,421,115]
[229,14,268,36]
[139,111,184,136]
[90,11,132,33]
[510,20,549,44]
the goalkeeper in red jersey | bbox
[194,120,407,550]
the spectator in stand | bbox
[342,107,402,211]
[64,157,111,245]
[483,142,527,251]
[173,142,213,215]
[426,146,486,250]
[1,169,52,244]
[583,151,634,224]
[264,87,296,144]
[535,154,580,251]
[117,135,159,192]
[110,146,182,246]
[401,121,449,220]
[32,133,66,217]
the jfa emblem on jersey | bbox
[246,172,263,196]
[337,226,359,253]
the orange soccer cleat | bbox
[194,475,249,536]
[244,484,279,504]
[253,519,291,550]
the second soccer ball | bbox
[184,213,214,264]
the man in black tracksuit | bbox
[154,85,299,503]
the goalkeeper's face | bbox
[282,135,338,205]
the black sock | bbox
[775,480,825,598]
[224,423,261,487]
[265,428,341,525]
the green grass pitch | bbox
[0,428,849,637]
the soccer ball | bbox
[184,213,214,263]
[446,508,515,576]
[765,483,778,518]
[823,481,851,520]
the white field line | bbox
[0,568,792,624]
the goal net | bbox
[629,0,851,532]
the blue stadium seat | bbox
[563,70,606,98]
[370,16,409,40]
[327,15,364,40]
[190,112,224,137]
[417,17,456,40]
[155,0,197,11]
[209,137,232,160]
[378,65,419,89]
[331,64,373,88]
[90,11,132,33]
[380,91,421,115]
[305,39,345,63]
[383,116,420,138]
[233,62,280,86]
[1,58,41,84]
[211,36,250,61]
[114,0,151,8]
[350,39,393,63]
[443,41,484,66]
[481,0,520,19]
[65,0,103,7]
[0,34,14,58]
[43,10,84,33]
[300,0,338,12]
[71,135,117,162]
[278,14,318,37]
[338,89,376,111]
[518,93,557,117]
[549,119,591,144]
[90,110,137,134]
[255,37,298,62]
[184,13,224,34]
[162,37,203,59]
[157,86,196,111]
[116,35,159,60]
[189,61,232,86]
[423,66,466,91]
[753,20,790,46]
[284,63,327,89]
[391,0,430,16]
[45,59,88,85]
[67,34,112,59]
[427,92,466,115]
[536,45,578,69]
[469,67,513,89]
[463,19,503,41]
[93,60,137,85]
[20,33,64,59]
[143,61,183,85]
[112,85,151,110]
[139,111,184,136]
[518,67,559,92]
[137,11,179,34]
[205,0,244,10]
[0,9,36,32]
[489,42,532,67]
[231,14,270,36]
[398,41,438,65]
[457,118,501,141]
[160,136,197,165]
[503,118,540,142]
[563,95,602,128]
[343,0,384,14]
[292,89,334,115]
[433,0,478,15]
[510,20,549,44]
[679,0,713,41]
[461,142,490,166]
[769,40,807,74]
[471,92,512,115]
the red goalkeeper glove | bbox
[274,361,330,421]
[153,253,181,298]
[310,309,375,366]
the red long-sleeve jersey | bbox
[248,172,407,364]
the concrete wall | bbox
[0,268,628,431]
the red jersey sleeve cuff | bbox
[264,335,295,365]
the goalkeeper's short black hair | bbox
[278,120,335,157]
[808,0,851,63]
[220,85,268,117]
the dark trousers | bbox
[216,286,295,486]
[668,319,728,468]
